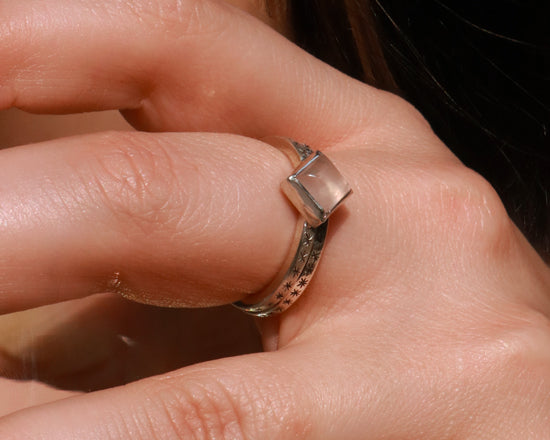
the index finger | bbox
[0,0,386,144]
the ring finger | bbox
[0,131,300,313]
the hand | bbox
[0,1,549,438]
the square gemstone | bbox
[281,152,352,227]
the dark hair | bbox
[281,0,550,258]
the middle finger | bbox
[1,0,386,143]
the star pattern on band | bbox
[293,142,313,159]
[302,263,315,276]
[231,141,337,318]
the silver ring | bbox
[233,137,352,317]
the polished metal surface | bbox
[233,138,351,317]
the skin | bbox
[0,0,549,438]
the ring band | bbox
[233,138,352,317]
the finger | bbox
[0,130,301,313]
[0,0,390,143]
[2,304,548,439]
[0,341,371,440]
[0,378,79,417]
[1,127,543,320]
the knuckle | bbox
[139,371,311,440]
[376,93,435,139]
[384,93,427,123]
[81,132,186,231]
[417,163,514,251]
[146,378,250,439]
[502,309,550,365]
[475,309,550,396]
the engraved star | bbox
[290,290,300,297]
[299,251,309,262]
[302,264,315,276]
[283,299,291,305]
[292,267,300,276]
[311,250,321,262]
[297,277,308,288]
[296,144,313,158]
[276,292,284,300]
[284,281,292,290]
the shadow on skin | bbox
[0,294,262,392]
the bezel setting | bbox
[281,151,352,227]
